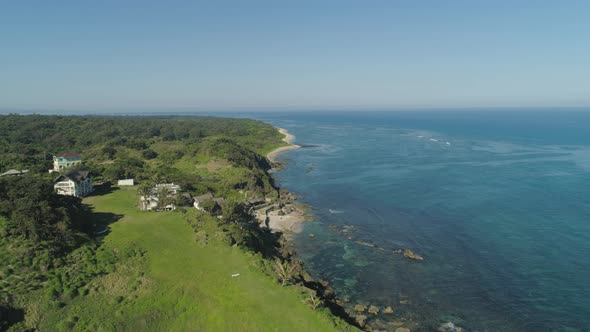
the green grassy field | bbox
[38,187,352,331]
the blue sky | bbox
[1,1,589,111]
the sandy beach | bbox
[266,128,301,163]
[257,127,307,236]
[255,204,308,236]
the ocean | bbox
[251,110,590,331]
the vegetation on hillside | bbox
[0,115,357,331]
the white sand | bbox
[256,205,307,237]
[266,209,305,234]
[267,128,301,163]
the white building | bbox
[155,183,181,194]
[140,183,181,211]
[117,179,135,186]
[0,169,28,177]
[193,192,224,211]
[193,192,214,210]
[54,170,94,197]
[53,153,82,172]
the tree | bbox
[274,259,298,286]
[198,199,221,214]
[221,202,250,224]
[142,149,158,160]
[156,187,173,210]
[0,176,83,246]
[137,183,153,210]
[304,292,323,311]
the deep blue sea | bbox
[247,110,590,332]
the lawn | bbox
[39,187,350,331]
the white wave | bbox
[446,142,451,145]
[329,209,344,214]
[429,138,439,142]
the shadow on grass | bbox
[0,306,24,330]
[90,212,123,238]
[92,212,124,226]
[87,183,117,197]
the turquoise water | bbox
[254,110,590,331]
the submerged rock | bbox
[403,249,424,261]
[368,305,380,315]
[395,328,411,332]
[383,306,394,314]
[354,304,367,312]
[355,314,368,328]
[438,322,463,332]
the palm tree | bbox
[304,292,323,311]
[156,186,173,210]
[137,183,153,210]
[274,259,298,286]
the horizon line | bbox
[1,105,590,115]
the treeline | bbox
[0,114,282,171]
[0,176,89,246]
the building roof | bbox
[247,197,266,205]
[55,153,81,159]
[54,169,90,183]
[155,183,181,191]
[0,169,29,177]
[194,192,214,202]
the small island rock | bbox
[438,322,463,332]
[403,249,424,261]
[354,304,367,312]
[383,306,394,314]
[355,314,368,328]
[368,305,380,315]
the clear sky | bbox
[1,1,589,111]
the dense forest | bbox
[1,114,333,331]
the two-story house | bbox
[53,153,82,171]
[54,169,94,197]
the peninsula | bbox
[0,115,357,331]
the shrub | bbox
[142,149,158,160]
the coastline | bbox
[266,128,301,163]
[260,127,306,236]
[259,126,361,330]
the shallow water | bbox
[255,110,590,331]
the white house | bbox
[140,183,181,211]
[54,170,94,197]
[155,183,181,194]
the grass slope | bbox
[40,187,346,331]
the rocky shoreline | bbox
[262,128,307,237]
[260,126,466,332]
